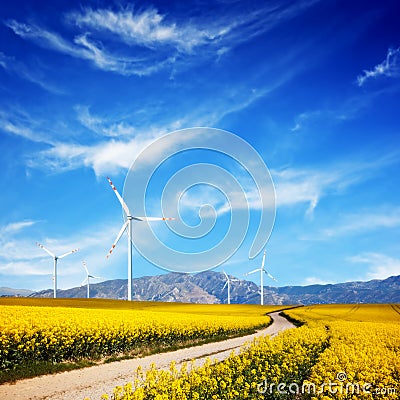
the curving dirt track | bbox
[0,311,295,400]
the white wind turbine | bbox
[81,261,102,299]
[36,242,79,298]
[106,177,174,301]
[245,249,277,305]
[222,270,239,304]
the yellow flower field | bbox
[286,304,400,399]
[0,298,279,373]
[106,304,400,400]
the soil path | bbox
[0,311,296,400]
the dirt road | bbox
[0,311,295,400]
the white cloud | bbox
[290,110,322,132]
[2,120,42,142]
[5,83,280,176]
[0,261,50,277]
[272,169,320,216]
[0,111,49,143]
[303,276,331,285]
[272,154,399,217]
[357,46,400,87]
[179,186,225,218]
[0,51,62,93]
[6,20,84,57]
[321,207,400,238]
[0,218,125,289]
[70,7,208,54]
[28,130,165,176]
[6,20,173,77]
[348,252,400,280]
[75,105,136,138]
[6,1,321,76]
[69,2,322,56]
[0,108,63,146]
[289,87,397,133]
[1,220,37,235]
[290,122,301,132]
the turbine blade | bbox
[107,177,131,216]
[261,249,267,269]
[264,270,278,282]
[222,281,228,290]
[80,277,88,287]
[58,248,79,259]
[90,275,103,279]
[222,270,229,280]
[36,242,55,258]
[107,221,129,259]
[245,268,261,276]
[136,217,175,221]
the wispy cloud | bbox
[6,20,84,58]
[69,7,210,54]
[28,130,166,176]
[272,154,399,217]
[0,52,61,93]
[321,207,400,238]
[69,2,321,55]
[6,1,320,77]
[0,107,166,175]
[0,219,122,288]
[0,220,42,262]
[177,182,271,217]
[289,87,394,132]
[5,20,173,77]
[75,105,136,138]
[357,46,400,87]
[348,252,400,280]
[0,220,37,236]
[9,82,279,175]
[0,110,51,143]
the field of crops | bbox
[108,304,400,400]
[0,298,281,377]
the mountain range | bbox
[23,271,400,304]
[0,287,34,297]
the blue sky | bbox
[0,0,399,291]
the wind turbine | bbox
[36,242,79,298]
[245,249,277,305]
[106,177,174,301]
[81,261,102,299]
[222,270,239,304]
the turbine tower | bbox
[222,270,239,304]
[81,261,101,299]
[36,242,79,298]
[106,177,174,301]
[245,249,277,305]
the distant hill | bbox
[0,287,33,297]
[28,272,400,305]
